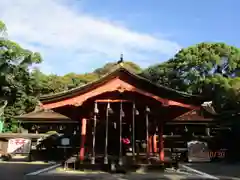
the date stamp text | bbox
[208,149,226,158]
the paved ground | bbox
[0,161,52,180]
[3,161,240,180]
[0,162,215,180]
[27,172,205,180]
[182,162,240,180]
[26,167,213,180]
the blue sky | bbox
[0,0,237,75]
[81,0,236,45]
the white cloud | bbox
[0,0,181,74]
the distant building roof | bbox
[15,109,77,123]
[173,109,213,122]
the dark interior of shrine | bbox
[88,101,148,156]
[47,91,195,159]
[81,95,189,160]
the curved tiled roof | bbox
[173,109,213,121]
[40,66,206,105]
[15,109,71,120]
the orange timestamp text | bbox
[208,149,226,158]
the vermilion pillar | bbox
[159,123,164,161]
[148,136,153,154]
[145,106,150,162]
[153,134,157,153]
[79,118,87,162]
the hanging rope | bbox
[202,101,218,115]
[0,100,8,117]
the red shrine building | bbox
[18,65,214,164]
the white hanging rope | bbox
[0,100,8,117]
[201,101,218,115]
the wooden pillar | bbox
[159,123,164,161]
[119,101,123,165]
[104,102,110,164]
[79,118,87,162]
[148,136,153,154]
[91,102,98,164]
[145,106,150,162]
[132,103,136,161]
[153,134,157,153]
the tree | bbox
[0,20,42,130]
[141,42,240,112]
[94,61,142,76]
[33,61,142,95]
[31,68,55,95]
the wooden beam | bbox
[95,99,132,103]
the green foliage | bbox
[141,42,240,113]
[2,119,19,133]
[122,61,142,74]
[0,20,42,127]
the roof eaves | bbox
[40,65,121,101]
[14,109,71,120]
[40,65,205,103]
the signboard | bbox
[61,138,70,146]
[7,138,31,154]
[187,141,210,162]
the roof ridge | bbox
[40,65,204,101]
[40,65,125,100]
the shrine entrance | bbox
[82,92,165,165]
[92,101,135,164]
